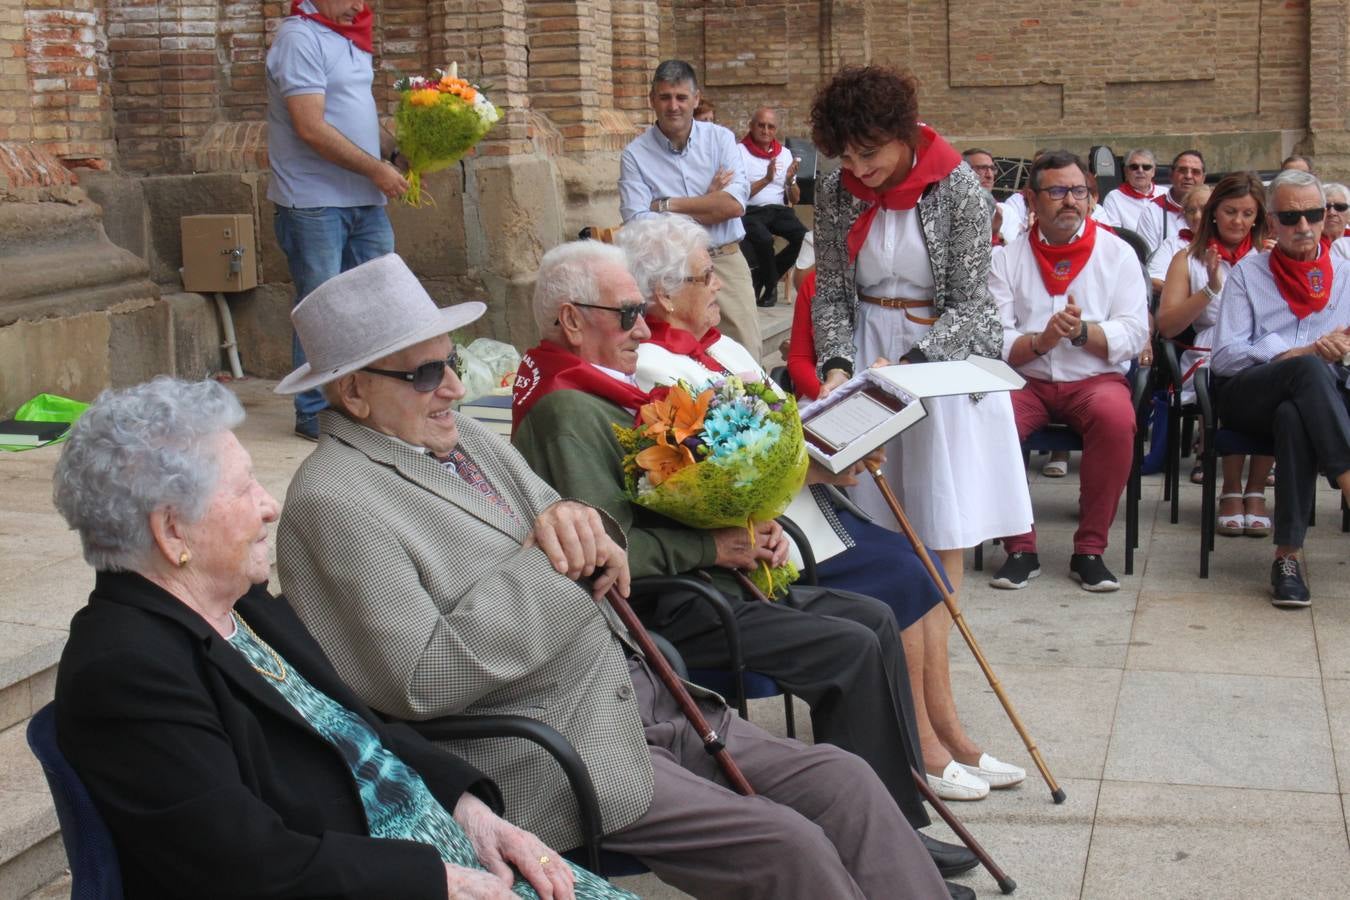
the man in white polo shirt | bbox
[988,150,1150,593]
[619,60,760,354]
[737,107,804,308]
[1136,149,1206,258]
[1097,148,1164,232]
[266,0,408,440]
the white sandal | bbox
[1243,491,1271,538]
[1217,493,1245,537]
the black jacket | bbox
[55,571,501,899]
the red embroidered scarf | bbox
[511,341,653,433]
[1030,218,1098,296]
[841,124,962,261]
[644,320,728,373]
[290,1,373,53]
[1153,191,1185,215]
[1119,182,1156,201]
[741,134,782,161]
[1179,228,1195,243]
[1267,244,1334,320]
[1209,233,1253,267]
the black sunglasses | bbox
[1126,163,1155,172]
[1327,202,1350,213]
[362,351,462,392]
[1274,207,1326,226]
[563,301,652,330]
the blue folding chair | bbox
[26,702,124,900]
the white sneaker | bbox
[926,760,990,800]
[955,753,1026,789]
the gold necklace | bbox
[235,615,288,682]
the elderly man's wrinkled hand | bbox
[453,793,575,900]
[526,500,630,599]
[1313,331,1350,363]
[754,519,790,568]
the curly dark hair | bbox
[810,66,920,157]
[1189,171,1267,260]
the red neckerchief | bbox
[1097,222,1117,235]
[841,124,962,261]
[290,1,373,52]
[1118,182,1157,201]
[1153,191,1185,215]
[1179,228,1195,243]
[1208,233,1253,267]
[1029,218,1099,296]
[741,134,782,161]
[1267,244,1334,320]
[644,320,728,373]
[511,341,653,434]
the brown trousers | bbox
[711,249,763,359]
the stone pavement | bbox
[4,377,1350,899]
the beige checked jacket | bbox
[276,411,654,851]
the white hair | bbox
[1123,148,1155,167]
[1323,182,1348,203]
[1268,168,1324,205]
[614,214,709,301]
[52,377,244,572]
[533,240,630,337]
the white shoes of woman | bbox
[926,760,990,800]
[955,753,1027,789]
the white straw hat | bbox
[275,254,485,395]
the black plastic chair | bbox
[26,703,125,900]
[632,572,797,739]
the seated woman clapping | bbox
[1155,172,1273,535]
[50,377,632,900]
[616,213,1025,801]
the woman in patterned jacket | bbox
[809,66,1034,800]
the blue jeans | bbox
[274,204,395,419]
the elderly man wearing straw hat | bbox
[273,253,950,900]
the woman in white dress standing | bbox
[807,64,1032,712]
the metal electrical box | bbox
[181,214,258,293]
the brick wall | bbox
[673,0,1321,166]
[0,0,33,144]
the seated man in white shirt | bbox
[1136,149,1206,258]
[1210,169,1350,608]
[737,107,804,308]
[987,150,1150,592]
[963,148,1019,245]
[1098,148,1165,232]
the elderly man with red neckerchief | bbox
[736,107,805,308]
[1210,169,1350,608]
[988,150,1150,593]
[1097,148,1167,232]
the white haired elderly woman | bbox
[51,377,635,900]
[619,213,1025,801]
[1325,183,1350,260]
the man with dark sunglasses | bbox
[1136,149,1206,258]
[1211,169,1350,608]
[1098,148,1164,232]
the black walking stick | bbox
[866,461,1066,805]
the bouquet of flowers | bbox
[613,377,809,597]
[393,63,500,207]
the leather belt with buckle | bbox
[708,241,741,258]
[859,294,939,325]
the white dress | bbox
[1176,250,1246,404]
[848,207,1033,551]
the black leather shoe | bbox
[1270,555,1311,608]
[919,832,978,877]
[946,881,976,900]
[756,286,778,307]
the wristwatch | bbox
[1070,322,1090,347]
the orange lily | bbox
[639,386,711,445]
[635,439,695,486]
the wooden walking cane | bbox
[733,560,1018,893]
[604,588,756,796]
[866,461,1067,805]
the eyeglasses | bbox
[566,300,652,330]
[682,268,716,287]
[1327,202,1349,213]
[1126,163,1155,172]
[1274,207,1326,226]
[1172,166,1204,177]
[1036,185,1090,201]
[362,352,462,393]
[969,164,997,173]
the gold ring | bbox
[539,855,550,865]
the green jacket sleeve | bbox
[513,391,719,578]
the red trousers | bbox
[1003,372,1136,556]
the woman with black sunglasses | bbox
[1324,183,1349,248]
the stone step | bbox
[0,709,64,900]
